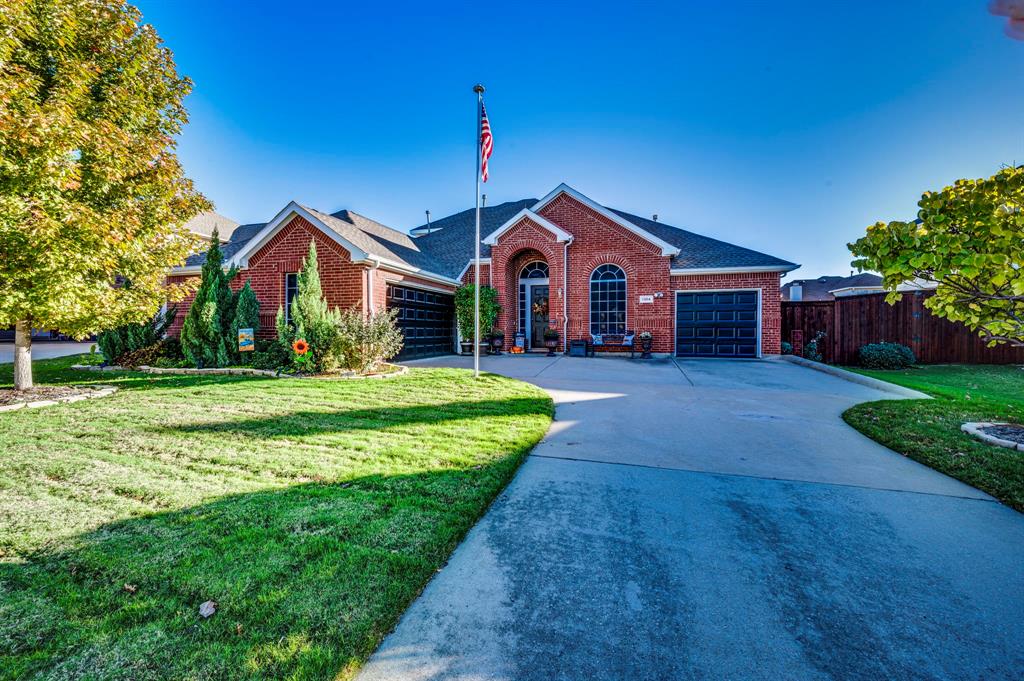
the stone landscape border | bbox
[961,422,1024,452]
[0,385,118,413]
[70,363,409,380]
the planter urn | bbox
[543,337,559,357]
[639,336,653,359]
[491,335,505,355]
[460,341,474,356]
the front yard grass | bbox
[0,355,552,680]
[843,364,1024,511]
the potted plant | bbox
[542,327,560,357]
[638,331,653,359]
[490,328,505,355]
[454,284,501,356]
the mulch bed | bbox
[981,424,1024,446]
[0,386,99,407]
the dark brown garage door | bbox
[386,284,455,361]
[676,291,759,358]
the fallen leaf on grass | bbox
[123,583,137,594]
[199,600,217,618]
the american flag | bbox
[480,102,493,182]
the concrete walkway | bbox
[359,355,1024,681]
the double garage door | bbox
[386,284,455,361]
[676,291,759,358]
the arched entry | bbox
[518,260,549,349]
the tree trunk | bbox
[14,319,33,391]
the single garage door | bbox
[676,291,759,358]
[386,283,456,361]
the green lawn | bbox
[0,355,552,680]
[843,364,1024,511]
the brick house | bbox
[168,184,798,359]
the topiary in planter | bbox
[857,342,916,369]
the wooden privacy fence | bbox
[782,292,1024,365]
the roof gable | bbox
[482,208,573,245]
[532,183,681,257]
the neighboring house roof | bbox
[781,273,883,301]
[183,211,240,242]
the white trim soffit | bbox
[532,183,681,257]
[670,265,798,276]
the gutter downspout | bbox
[367,257,381,314]
[563,238,572,352]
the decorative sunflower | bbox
[292,339,309,355]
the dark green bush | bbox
[251,340,292,371]
[857,342,916,369]
[803,331,826,362]
[96,307,177,364]
[780,341,793,355]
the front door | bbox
[530,285,550,349]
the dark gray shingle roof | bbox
[610,209,797,271]
[184,222,266,267]
[781,273,882,301]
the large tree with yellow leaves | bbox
[0,0,208,389]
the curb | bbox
[961,422,1024,452]
[775,355,931,399]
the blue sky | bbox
[138,1,1022,278]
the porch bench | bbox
[587,332,636,358]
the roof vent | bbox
[482,194,487,208]
[652,214,659,222]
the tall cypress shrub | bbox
[180,229,238,367]
[231,281,260,364]
[275,241,340,371]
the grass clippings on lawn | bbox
[0,354,552,680]
[844,364,1024,512]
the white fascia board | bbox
[482,209,572,245]
[227,201,369,268]
[169,264,205,275]
[532,183,681,257]
[364,255,461,287]
[456,258,492,283]
[829,286,885,296]
[670,265,798,276]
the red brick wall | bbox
[537,194,676,352]
[670,271,783,355]
[167,215,367,340]
[460,262,491,286]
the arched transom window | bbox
[590,264,626,335]
[520,261,549,279]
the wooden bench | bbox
[587,331,636,358]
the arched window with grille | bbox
[589,264,626,335]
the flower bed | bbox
[70,363,408,380]
[0,385,118,413]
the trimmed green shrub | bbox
[96,307,177,364]
[231,281,260,365]
[274,241,340,372]
[180,229,238,368]
[332,308,404,373]
[780,341,793,355]
[454,284,500,342]
[803,331,827,362]
[858,342,916,369]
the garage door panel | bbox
[676,291,759,358]
[387,284,455,361]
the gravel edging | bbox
[70,364,409,380]
[961,422,1024,452]
[775,355,931,399]
[0,385,118,413]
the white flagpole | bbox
[473,84,484,379]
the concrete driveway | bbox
[0,341,93,364]
[359,355,1024,681]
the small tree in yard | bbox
[180,231,238,368]
[231,281,260,364]
[0,0,209,389]
[275,241,340,372]
[333,308,404,373]
[454,285,501,342]
[849,165,1024,347]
